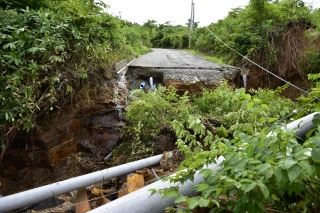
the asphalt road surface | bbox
[130,48,222,69]
[128,48,241,90]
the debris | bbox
[118,173,144,198]
[75,188,91,213]
[153,169,164,175]
[88,187,101,200]
[117,182,128,198]
[89,187,116,201]
[97,190,110,206]
[135,168,152,176]
[143,173,156,182]
[135,168,164,182]
[127,173,144,193]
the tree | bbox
[0,0,50,9]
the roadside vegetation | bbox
[0,0,150,161]
[123,0,320,212]
[125,81,319,212]
[1,0,320,212]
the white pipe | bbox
[149,77,153,89]
[242,74,247,90]
[267,112,319,138]
[89,156,225,213]
[287,112,319,139]
[1,113,318,212]
[90,112,319,213]
[0,153,167,213]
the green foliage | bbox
[303,50,320,82]
[295,81,320,118]
[192,83,294,134]
[158,114,320,212]
[122,85,189,161]
[184,49,225,65]
[192,0,314,66]
[151,23,189,49]
[123,86,190,159]
[0,0,50,10]
[0,0,150,161]
[122,25,150,56]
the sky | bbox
[102,0,320,27]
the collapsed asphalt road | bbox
[128,48,243,92]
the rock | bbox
[79,110,122,158]
[154,125,177,155]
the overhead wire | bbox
[205,27,309,95]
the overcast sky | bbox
[102,0,320,27]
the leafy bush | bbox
[295,81,320,119]
[0,0,150,161]
[192,83,294,134]
[125,86,189,141]
[151,23,189,49]
[155,114,320,213]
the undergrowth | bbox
[0,0,150,163]
[122,82,320,212]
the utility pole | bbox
[119,11,122,19]
[189,0,195,49]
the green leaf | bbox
[175,195,187,204]
[261,104,270,110]
[3,42,16,49]
[209,199,220,208]
[216,187,224,196]
[188,197,200,209]
[248,159,262,164]
[23,121,32,132]
[247,102,254,110]
[258,163,270,174]
[243,182,256,193]
[284,159,297,169]
[162,187,179,199]
[287,165,301,183]
[311,148,320,162]
[257,180,269,199]
[241,93,251,100]
[300,162,314,176]
[271,194,279,201]
[247,203,256,213]
[148,188,157,196]
[198,198,210,208]
[312,136,320,147]
[312,114,320,126]
[197,183,209,191]
[269,117,278,122]
[289,180,305,195]
[246,145,253,157]
[256,202,266,212]
[27,47,46,53]
[235,181,243,190]
[199,169,213,177]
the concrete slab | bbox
[128,48,243,93]
[130,48,221,69]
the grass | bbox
[184,49,225,65]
